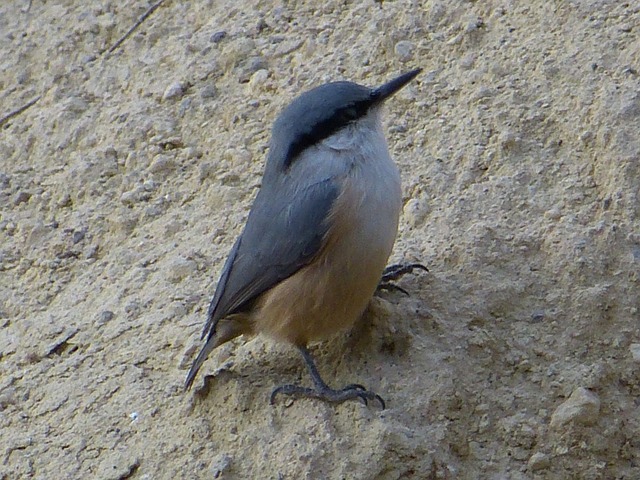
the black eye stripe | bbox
[283,99,371,169]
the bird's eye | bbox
[340,107,357,121]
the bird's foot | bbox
[377,262,428,295]
[271,346,386,409]
[270,383,385,409]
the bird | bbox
[185,68,423,408]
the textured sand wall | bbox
[1,1,639,478]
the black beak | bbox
[371,68,422,103]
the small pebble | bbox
[545,206,562,220]
[459,54,476,70]
[249,69,269,89]
[238,56,268,83]
[64,96,89,113]
[499,130,522,152]
[120,190,138,206]
[149,155,177,176]
[142,180,156,192]
[394,40,415,62]
[200,84,218,99]
[0,387,18,410]
[104,147,118,162]
[84,244,99,260]
[14,191,31,205]
[528,452,550,471]
[163,81,185,101]
[72,230,85,244]
[97,310,115,325]
[550,387,600,428]
[210,31,227,43]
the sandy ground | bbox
[1,0,639,478]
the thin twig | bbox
[0,95,41,128]
[107,0,166,55]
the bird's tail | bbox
[184,318,247,390]
[184,339,219,390]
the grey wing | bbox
[199,235,241,340]
[200,176,340,343]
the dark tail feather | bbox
[184,338,219,390]
[184,320,247,390]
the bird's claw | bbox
[376,282,410,295]
[377,262,427,295]
[270,383,385,409]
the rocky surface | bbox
[1,0,639,478]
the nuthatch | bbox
[185,68,423,408]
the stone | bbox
[550,387,600,428]
[528,452,550,471]
[163,81,185,101]
[394,40,415,62]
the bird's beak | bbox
[371,68,422,103]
